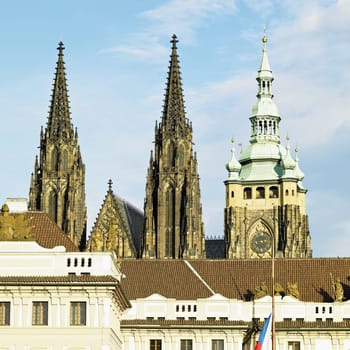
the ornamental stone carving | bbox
[0,204,34,241]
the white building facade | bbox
[0,241,129,350]
[121,291,350,350]
[119,260,350,350]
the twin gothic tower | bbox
[29,42,86,249]
[142,35,205,259]
[28,35,311,259]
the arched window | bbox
[256,187,265,199]
[244,187,252,199]
[165,187,175,257]
[51,147,58,171]
[167,142,175,167]
[62,149,68,171]
[178,145,184,168]
[269,186,279,198]
[48,191,57,222]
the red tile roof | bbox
[120,259,350,302]
[120,260,213,300]
[24,211,79,251]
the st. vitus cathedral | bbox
[29,35,311,259]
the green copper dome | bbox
[226,35,305,186]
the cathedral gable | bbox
[88,183,140,259]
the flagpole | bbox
[271,233,276,350]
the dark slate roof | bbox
[205,238,225,259]
[115,196,144,254]
[25,211,78,252]
[120,258,350,303]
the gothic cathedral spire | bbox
[29,42,87,249]
[224,35,311,259]
[142,35,205,259]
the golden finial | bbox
[262,25,268,44]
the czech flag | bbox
[254,313,272,350]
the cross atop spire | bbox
[171,34,178,48]
[58,41,64,56]
[108,179,113,192]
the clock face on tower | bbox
[250,231,272,254]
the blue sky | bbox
[1,0,349,257]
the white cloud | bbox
[243,0,274,17]
[308,189,350,257]
[99,36,168,61]
[101,0,237,60]
[142,0,237,40]
[236,0,350,151]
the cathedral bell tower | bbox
[29,42,87,249]
[142,35,205,259]
[224,36,311,259]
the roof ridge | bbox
[184,260,215,295]
[115,194,143,215]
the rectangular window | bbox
[288,342,300,350]
[212,339,224,350]
[150,339,162,350]
[181,339,193,350]
[0,302,10,325]
[70,302,86,325]
[32,301,48,325]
